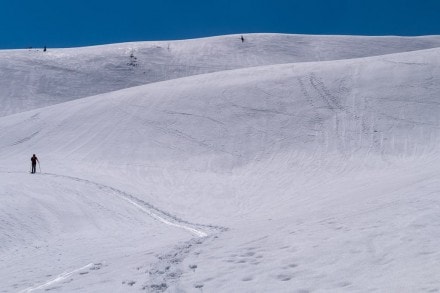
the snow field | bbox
[2,33,440,117]
[1,34,440,292]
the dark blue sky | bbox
[1,0,439,49]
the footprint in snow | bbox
[194,283,204,289]
[89,263,103,271]
[276,274,293,281]
[44,285,62,291]
[122,280,136,286]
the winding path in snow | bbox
[1,170,226,292]
[1,170,217,237]
[42,172,213,237]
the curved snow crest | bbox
[41,172,223,237]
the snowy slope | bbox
[2,34,440,117]
[0,172,192,292]
[1,35,440,292]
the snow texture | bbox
[1,34,440,292]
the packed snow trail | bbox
[0,171,215,238]
[0,171,215,292]
[42,172,213,237]
[18,263,94,293]
[120,197,207,238]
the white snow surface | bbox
[3,33,440,117]
[1,34,440,292]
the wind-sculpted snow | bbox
[1,47,439,168]
[2,34,440,117]
[1,36,440,292]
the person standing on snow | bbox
[31,154,39,174]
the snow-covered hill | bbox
[1,34,440,292]
[2,34,440,117]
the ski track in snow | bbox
[0,170,217,237]
[121,196,207,238]
[18,263,94,293]
[1,170,226,292]
[40,172,216,237]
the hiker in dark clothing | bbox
[31,154,39,174]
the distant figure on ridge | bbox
[241,35,245,43]
[43,45,47,52]
[31,154,39,174]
